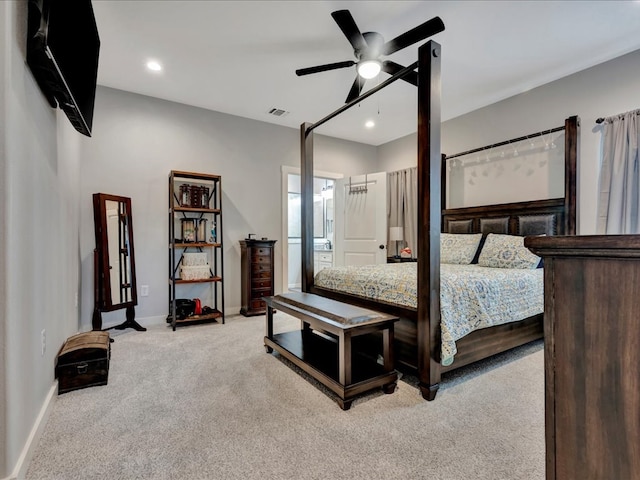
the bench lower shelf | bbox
[265,329,397,410]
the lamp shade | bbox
[389,227,403,241]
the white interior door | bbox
[334,172,387,266]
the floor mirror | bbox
[92,193,146,332]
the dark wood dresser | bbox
[525,235,640,480]
[240,239,277,316]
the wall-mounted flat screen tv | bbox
[26,0,100,137]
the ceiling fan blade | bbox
[296,60,355,76]
[331,10,368,52]
[345,75,366,103]
[382,60,418,86]
[382,16,445,56]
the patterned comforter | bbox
[314,263,543,366]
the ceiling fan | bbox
[295,10,445,103]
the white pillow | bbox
[477,233,541,269]
[440,233,483,265]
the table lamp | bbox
[389,227,404,258]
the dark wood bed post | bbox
[301,122,315,292]
[564,115,578,235]
[417,40,442,401]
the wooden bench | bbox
[264,292,399,410]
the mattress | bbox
[314,263,543,365]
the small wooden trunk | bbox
[55,331,110,394]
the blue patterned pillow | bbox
[440,233,483,265]
[477,233,541,269]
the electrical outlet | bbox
[141,285,149,297]
[41,329,46,357]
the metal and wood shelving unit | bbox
[168,170,224,330]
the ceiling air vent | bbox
[267,108,290,117]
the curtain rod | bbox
[445,125,565,160]
[596,109,640,124]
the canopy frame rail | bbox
[300,45,439,294]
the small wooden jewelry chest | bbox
[55,331,111,394]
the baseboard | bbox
[6,383,57,480]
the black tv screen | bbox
[27,0,100,137]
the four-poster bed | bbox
[295,39,578,401]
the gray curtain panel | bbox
[387,168,418,256]
[597,109,640,233]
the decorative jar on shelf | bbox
[181,218,196,242]
[179,184,191,207]
[196,218,208,243]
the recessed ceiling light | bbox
[365,120,375,128]
[146,60,162,72]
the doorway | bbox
[281,166,342,292]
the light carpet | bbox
[26,313,544,480]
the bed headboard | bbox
[442,116,578,238]
[442,198,564,236]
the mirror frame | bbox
[92,193,138,311]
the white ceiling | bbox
[92,1,640,146]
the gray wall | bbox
[1,2,82,477]
[378,48,640,234]
[79,87,378,329]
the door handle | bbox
[379,245,385,250]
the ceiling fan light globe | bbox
[357,60,381,79]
